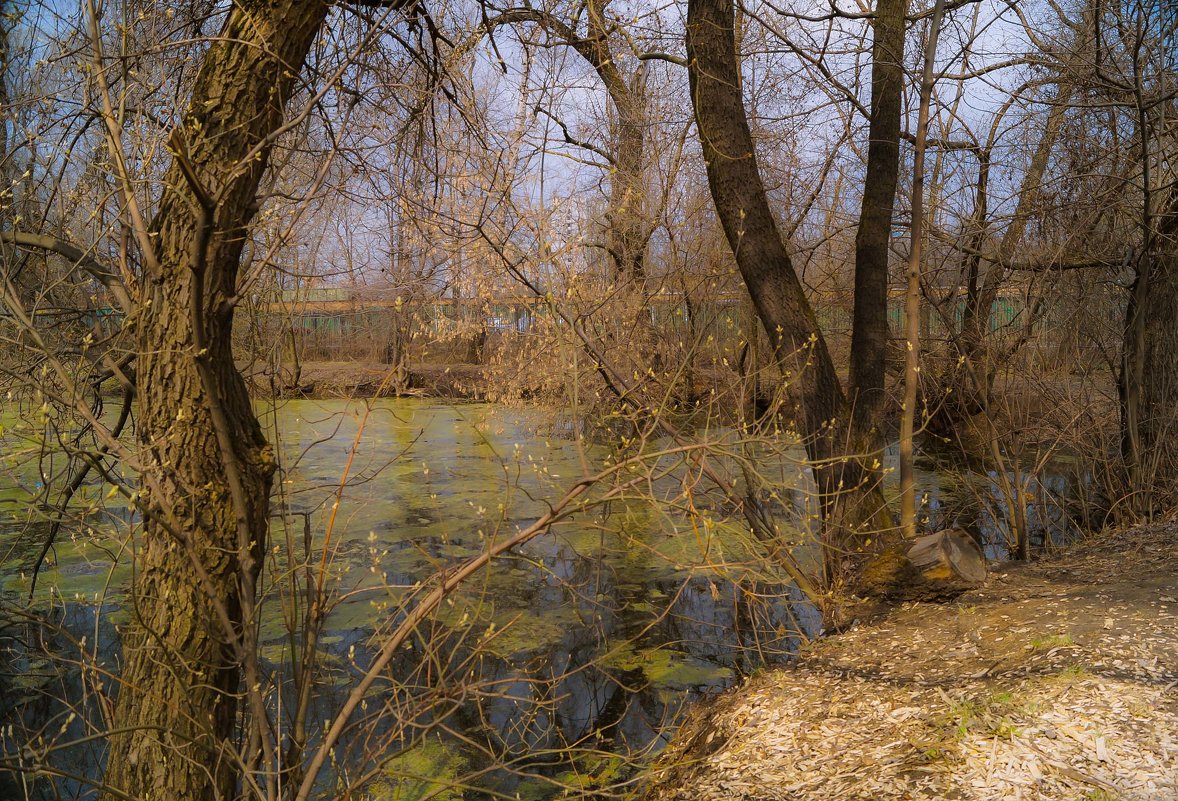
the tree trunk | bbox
[900,0,945,539]
[103,3,328,800]
[1124,188,1178,513]
[972,89,1070,380]
[959,150,992,360]
[1136,252,1178,508]
[488,4,651,282]
[929,85,1070,442]
[606,70,649,280]
[584,0,649,281]
[848,0,907,454]
[685,0,890,585]
[466,322,487,364]
[0,0,9,165]
[934,70,1074,435]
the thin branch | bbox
[533,104,615,165]
[0,231,134,314]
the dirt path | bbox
[642,523,1178,800]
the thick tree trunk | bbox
[1123,195,1178,513]
[1136,252,1178,505]
[103,4,328,801]
[848,0,906,453]
[686,0,890,586]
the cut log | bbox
[908,529,987,585]
[856,528,987,602]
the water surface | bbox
[0,399,1085,798]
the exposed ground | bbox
[246,360,489,399]
[642,522,1178,801]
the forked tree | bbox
[685,0,918,594]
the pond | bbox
[0,399,1088,799]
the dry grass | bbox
[642,522,1178,800]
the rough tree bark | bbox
[848,0,907,455]
[1123,195,1178,512]
[0,0,8,163]
[102,3,329,800]
[686,0,891,591]
[1136,252,1178,502]
[861,528,986,600]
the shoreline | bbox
[640,521,1178,800]
[244,361,490,400]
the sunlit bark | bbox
[102,3,329,800]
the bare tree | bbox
[96,4,331,799]
[685,0,893,597]
[485,0,654,280]
[848,0,907,461]
[899,0,945,539]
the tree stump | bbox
[906,529,987,592]
[855,528,987,603]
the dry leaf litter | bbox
[643,522,1178,800]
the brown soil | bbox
[247,361,489,399]
[642,522,1178,801]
